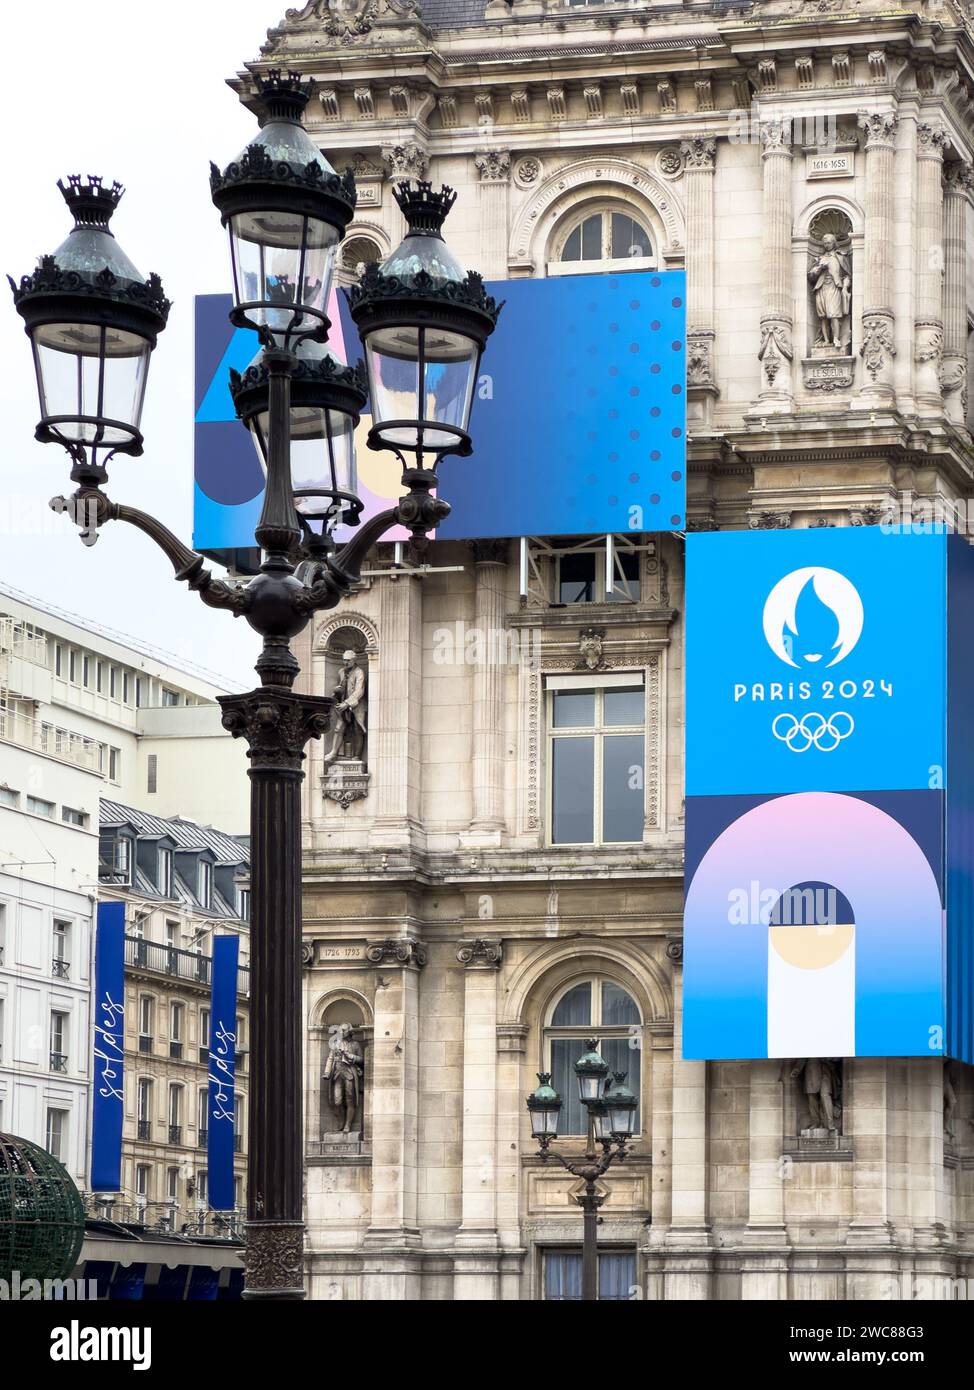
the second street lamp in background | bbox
[527,1039,638,1302]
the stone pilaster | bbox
[942,161,972,426]
[741,1061,789,1300]
[752,121,794,413]
[914,121,948,413]
[465,541,508,840]
[495,1022,527,1300]
[680,137,718,427]
[664,953,713,1299]
[855,111,898,407]
[453,939,503,1299]
[372,571,423,847]
[361,937,426,1299]
[474,150,512,280]
[845,1058,898,1297]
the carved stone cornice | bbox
[747,510,793,530]
[365,938,427,968]
[456,937,503,967]
[219,690,333,772]
[496,1023,529,1054]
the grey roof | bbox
[421,0,488,27]
[100,799,249,867]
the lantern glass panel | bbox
[252,404,357,534]
[607,1102,635,1138]
[32,322,151,445]
[229,211,338,335]
[365,324,479,451]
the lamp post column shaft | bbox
[582,1187,599,1302]
[244,755,305,1298]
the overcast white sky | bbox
[1,1,285,688]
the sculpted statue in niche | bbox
[322,1023,364,1134]
[788,1057,842,1134]
[807,209,853,356]
[324,649,368,764]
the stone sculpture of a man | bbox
[323,1023,364,1134]
[323,650,367,764]
[790,1058,840,1133]
[808,233,852,353]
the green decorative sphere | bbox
[0,1133,85,1283]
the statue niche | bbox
[320,629,371,809]
[786,1057,843,1140]
[319,1001,367,1141]
[807,209,853,357]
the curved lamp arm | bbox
[51,492,251,617]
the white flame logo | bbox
[762,566,864,668]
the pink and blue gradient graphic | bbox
[683,791,945,1060]
[192,270,686,560]
[684,529,974,1063]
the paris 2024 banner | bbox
[683,526,974,1064]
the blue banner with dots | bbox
[193,270,685,555]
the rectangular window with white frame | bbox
[45,1107,68,1162]
[547,675,645,846]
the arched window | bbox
[544,977,642,1135]
[549,206,655,277]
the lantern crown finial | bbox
[57,175,125,231]
[393,180,457,239]
[257,68,316,124]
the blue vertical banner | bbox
[207,935,239,1211]
[91,901,125,1192]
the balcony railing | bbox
[137,1120,151,1141]
[52,958,70,979]
[168,1125,182,1145]
[125,935,250,996]
[0,618,48,666]
[0,707,101,771]
[50,1052,67,1074]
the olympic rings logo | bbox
[772,711,854,753]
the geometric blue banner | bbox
[91,901,125,1192]
[207,935,239,1212]
[193,270,687,556]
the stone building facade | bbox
[234,0,974,1298]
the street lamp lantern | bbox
[349,180,502,468]
[210,69,356,342]
[602,1072,638,1142]
[574,1038,610,1104]
[9,175,170,469]
[230,338,367,547]
[526,1073,562,1143]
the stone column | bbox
[845,1058,898,1298]
[453,938,503,1298]
[942,161,972,426]
[474,150,512,280]
[752,120,794,413]
[664,949,713,1299]
[915,121,948,413]
[855,111,899,407]
[679,137,718,426]
[465,541,508,841]
[495,1022,527,1299]
[741,1060,788,1300]
[372,571,423,847]
[361,937,425,1299]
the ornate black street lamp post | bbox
[527,1041,638,1302]
[10,69,499,1301]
